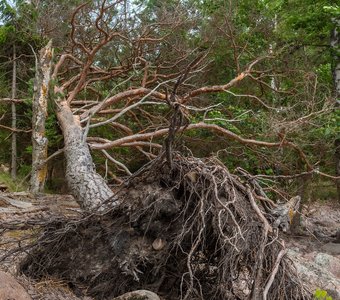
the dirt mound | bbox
[4,154,309,299]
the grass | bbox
[309,180,338,202]
[0,171,28,192]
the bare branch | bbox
[101,150,132,175]
[0,98,24,103]
[263,247,287,300]
[0,124,31,133]
[182,56,268,102]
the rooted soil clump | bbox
[6,154,309,299]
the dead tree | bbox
[30,40,53,194]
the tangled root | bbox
[17,154,309,299]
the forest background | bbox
[0,0,339,205]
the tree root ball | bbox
[19,154,310,299]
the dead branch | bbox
[263,247,287,300]
[101,150,132,175]
[0,124,31,133]
[0,98,24,103]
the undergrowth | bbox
[0,171,27,192]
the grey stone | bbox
[288,250,340,299]
[112,290,161,300]
[321,242,340,255]
[0,271,32,300]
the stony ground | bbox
[0,192,339,299]
[286,202,340,299]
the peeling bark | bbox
[57,101,114,211]
[30,41,53,194]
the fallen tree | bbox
[1,1,335,299]
[44,0,332,212]
[14,153,309,299]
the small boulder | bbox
[112,290,160,300]
[0,271,32,300]
[288,250,340,299]
[321,242,340,255]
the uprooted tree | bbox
[32,0,332,210]
[2,0,338,299]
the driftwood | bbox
[1,154,310,299]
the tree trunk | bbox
[335,138,340,202]
[56,101,114,211]
[331,17,340,201]
[30,41,53,194]
[11,44,17,179]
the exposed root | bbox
[2,154,310,299]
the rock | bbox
[152,238,166,250]
[314,252,340,279]
[321,242,340,255]
[288,249,340,299]
[112,290,161,300]
[0,271,32,300]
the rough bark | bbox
[331,17,340,99]
[56,101,114,211]
[11,44,17,179]
[331,17,340,201]
[30,40,53,194]
[335,138,340,202]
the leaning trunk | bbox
[30,41,53,194]
[56,101,114,211]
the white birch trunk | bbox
[30,41,53,194]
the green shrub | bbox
[314,288,333,300]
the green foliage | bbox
[0,0,337,197]
[25,145,32,155]
[315,63,332,84]
[46,114,63,147]
[314,288,333,300]
[0,24,14,44]
[0,0,16,23]
[277,0,334,43]
[323,5,340,17]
